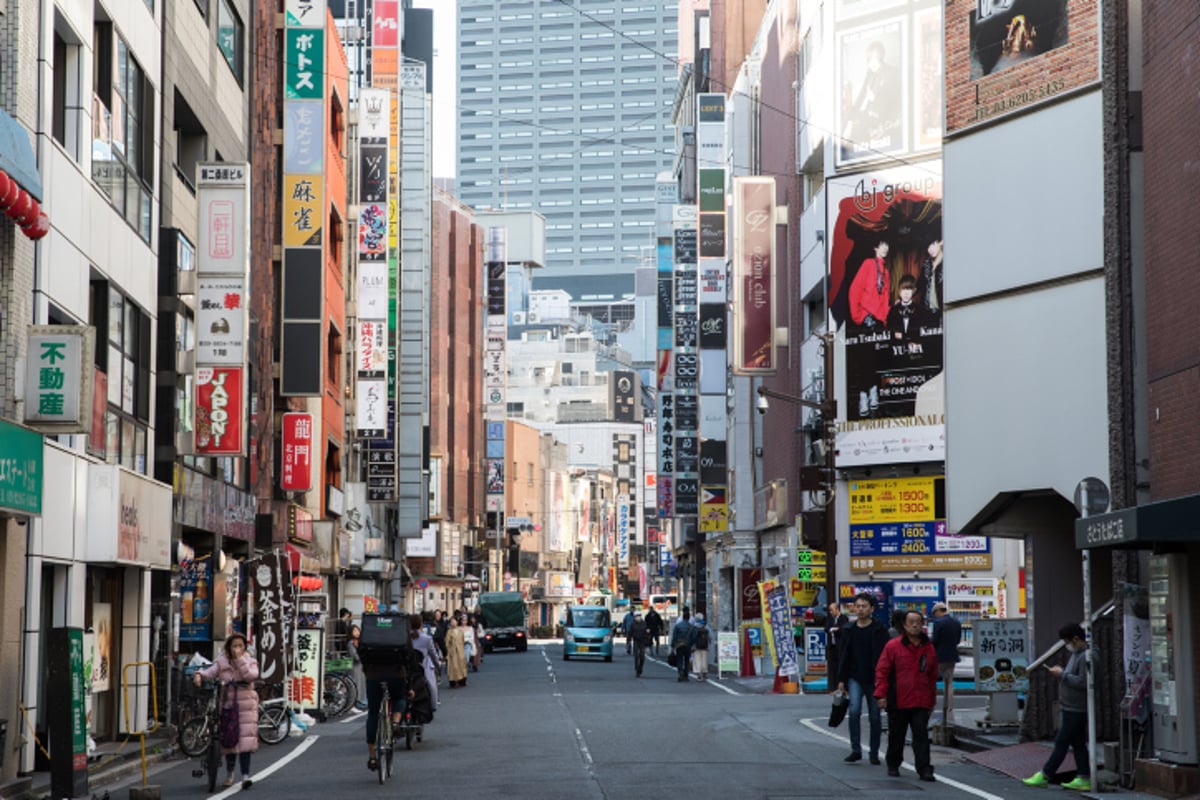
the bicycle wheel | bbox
[258,703,291,745]
[178,716,211,758]
[324,672,353,717]
[206,736,221,793]
[376,700,391,784]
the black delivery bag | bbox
[359,613,412,679]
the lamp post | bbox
[755,333,837,605]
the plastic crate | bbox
[325,657,353,672]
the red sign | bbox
[373,0,399,47]
[195,366,244,455]
[281,412,314,491]
[733,177,776,374]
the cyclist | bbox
[363,617,423,772]
[630,611,652,677]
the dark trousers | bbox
[886,707,932,774]
[365,677,406,746]
[1042,710,1089,779]
[675,645,691,679]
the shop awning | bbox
[0,108,49,240]
[1075,494,1200,550]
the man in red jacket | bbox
[875,610,939,781]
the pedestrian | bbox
[875,610,939,781]
[630,611,651,677]
[887,609,906,639]
[473,614,486,668]
[930,602,962,723]
[446,615,468,687]
[691,613,710,681]
[193,632,259,789]
[335,607,353,655]
[645,606,664,655]
[1023,623,1093,791]
[836,592,889,765]
[824,601,850,690]
[433,609,449,659]
[670,607,695,682]
[348,623,368,711]
[408,614,439,714]
[621,607,636,654]
[463,614,478,672]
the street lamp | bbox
[755,333,838,605]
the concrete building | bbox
[456,0,679,278]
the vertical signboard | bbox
[281,3,326,397]
[732,177,776,374]
[485,229,507,518]
[281,412,314,492]
[23,326,94,432]
[356,87,391,440]
[827,164,943,465]
[673,207,699,518]
[251,553,288,684]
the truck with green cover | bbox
[478,591,528,652]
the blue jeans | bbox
[847,678,881,757]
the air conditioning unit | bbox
[512,311,526,325]
[527,311,540,323]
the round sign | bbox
[418,579,429,589]
[1073,477,1111,517]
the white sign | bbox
[358,262,388,319]
[24,325,94,431]
[196,277,247,365]
[196,163,249,276]
[406,523,438,557]
[358,88,390,139]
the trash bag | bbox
[828,689,849,728]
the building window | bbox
[217,0,244,82]
[90,280,151,474]
[52,25,83,160]
[92,30,154,242]
[327,324,341,387]
[173,93,207,192]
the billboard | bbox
[195,366,244,455]
[281,413,314,492]
[828,163,943,466]
[731,177,776,374]
[946,0,1098,134]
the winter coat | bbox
[445,626,468,683]
[645,610,664,636]
[197,652,260,754]
[411,632,440,711]
[874,633,938,711]
[931,613,962,665]
[1059,646,1089,713]
[630,620,652,645]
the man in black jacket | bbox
[836,592,890,765]
[644,607,664,655]
[930,602,962,722]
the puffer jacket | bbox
[874,632,938,710]
[198,652,260,754]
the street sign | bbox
[796,566,827,583]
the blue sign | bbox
[839,581,892,628]
[804,628,827,673]
[766,585,800,677]
[850,521,991,558]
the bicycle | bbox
[374,682,395,784]
[257,695,291,744]
[323,670,356,718]
[181,679,224,793]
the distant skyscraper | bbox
[456,0,678,278]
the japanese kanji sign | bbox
[974,617,1030,693]
[0,418,43,515]
[283,174,323,247]
[284,28,325,100]
[196,164,249,276]
[281,412,314,492]
[252,554,287,684]
[196,277,247,364]
[24,325,94,432]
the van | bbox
[647,593,679,624]
[562,605,614,662]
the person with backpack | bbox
[645,607,664,655]
[670,607,695,682]
[691,613,711,681]
[621,607,636,654]
[630,611,652,677]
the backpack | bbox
[694,627,709,649]
[674,622,693,649]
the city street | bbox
[95,643,1053,800]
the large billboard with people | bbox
[827,163,943,466]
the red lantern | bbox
[22,211,50,241]
[0,171,11,208]
[0,178,19,211]
[7,190,30,220]
[16,197,39,228]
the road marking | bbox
[798,718,1005,800]
[341,707,367,723]
[206,734,320,798]
[541,647,558,684]
[573,727,594,767]
[645,654,741,695]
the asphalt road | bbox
[102,642,1058,799]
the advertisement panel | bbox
[0,418,43,515]
[836,17,907,166]
[699,485,728,532]
[698,258,726,303]
[974,618,1030,693]
[23,326,94,431]
[827,164,943,466]
[196,277,246,364]
[194,366,244,455]
[284,27,325,100]
[283,175,324,247]
[281,412,314,492]
[196,164,250,275]
[179,559,213,641]
[758,579,800,677]
[283,101,325,174]
[847,476,991,572]
[290,628,324,712]
[732,177,776,374]
[946,0,1097,134]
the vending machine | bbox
[1150,554,1197,764]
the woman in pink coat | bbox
[194,633,260,788]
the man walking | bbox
[645,607,664,655]
[930,602,962,723]
[836,592,889,765]
[630,612,651,677]
[875,610,939,782]
[670,607,695,682]
[1023,623,1093,791]
[621,606,636,654]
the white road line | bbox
[340,708,367,723]
[206,734,320,798]
[645,654,741,694]
[573,726,594,767]
[542,647,558,684]
[798,718,1006,800]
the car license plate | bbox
[578,646,592,652]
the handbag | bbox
[219,686,240,749]
[828,689,849,728]
[667,651,678,667]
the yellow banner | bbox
[848,476,939,524]
[283,174,323,247]
[757,579,779,666]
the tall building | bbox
[455,0,679,278]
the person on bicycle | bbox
[630,611,652,677]
[193,633,260,789]
[363,624,423,772]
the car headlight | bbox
[565,632,575,643]
[603,633,612,643]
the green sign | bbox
[285,28,325,100]
[698,169,725,212]
[69,629,87,756]
[0,418,43,515]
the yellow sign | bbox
[700,498,728,532]
[790,577,819,606]
[756,579,779,666]
[848,476,939,524]
[796,566,827,583]
[283,174,323,247]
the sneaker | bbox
[844,752,862,763]
[242,778,253,789]
[1022,772,1050,787]
[1062,777,1092,791]
[869,755,880,765]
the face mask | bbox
[1064,642,1076,653]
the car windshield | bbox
[571,609,610,628]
